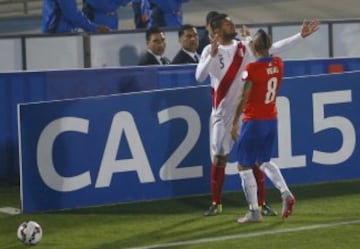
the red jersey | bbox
[241,56,284,121]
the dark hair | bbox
[178,24,196,38]
[210,13,228,30]
[254,29,272,52]
[146,27,163,42]
[206,11,219,25]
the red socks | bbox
[253,166,266,206]
[209,165,265,206]
[210,164,225,204]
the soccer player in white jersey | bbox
[196,13,319,216]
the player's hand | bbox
[231,123,239,141]
[208,29,215,42]
[300,19,320,38]
[240,24,251,38]
[210,33,220,57]
[96,25,111,33]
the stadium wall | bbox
[1,59,360,184]
[17,70,360,213]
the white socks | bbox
[239,170,259,210]
[260,161,290,194]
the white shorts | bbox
[209,114,234,158]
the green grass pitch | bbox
[1,179,359,249]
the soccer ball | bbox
[17,221,43,245]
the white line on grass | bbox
[0,206,20,215]
[126,219,360,249]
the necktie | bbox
[160,57,168,65]
[194,54,199,63]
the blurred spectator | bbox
[149,0,190,28]
[42,0,110,33]
[138,27,170,65]
[132,0,151,29]
[197,10,219,54]
[132,0,190,29]
[172,24,200,64]
[83,0,132,30]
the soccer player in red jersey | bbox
[231,29,296,223]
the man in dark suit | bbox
[138,27,171,65]
[172,24,200,64]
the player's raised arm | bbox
[195,33,220,82]
[239,24,254,45]
[269,19,320,55]
[195,45,212,82]
[300,19,320,38]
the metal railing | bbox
[1,18,360,71]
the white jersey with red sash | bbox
[195,33,304,156]
[207,40,253,117]
[197,40,254,156]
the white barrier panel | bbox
[89,27,272,67]
[0,21,359,71]
[26,36,84,70]
[272,24,329,60]
[90,31,180,67]
[333,23,360,58]
[0,38,22,71]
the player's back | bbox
[242,56,283,121]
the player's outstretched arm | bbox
[300,19,320,38]
[270,19,320,55]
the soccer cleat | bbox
[281,191,296,219]
[203,203,222,216]
[237,209,263,223]
[261,204,278,216]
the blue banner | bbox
[3,58,360,182]
[19,86,212,212]
[19,72,360,213]
[224,71,360,189]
